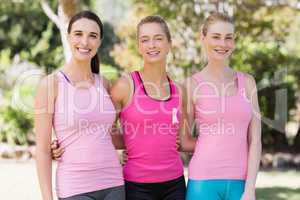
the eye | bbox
[141,39,148,43]
[212,36,220,39]
[90,34,97,38]
[74,32,82,36]
[156,37,163,41]
[226,37,233,40]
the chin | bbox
[145,56,166,64]
[147,59,164,65]
[209,54,229,62]
[216,57,227,61]
[74,54,93,61]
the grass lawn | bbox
[257,187,300,200]
[256,170,300,200]
[0,160,299,199]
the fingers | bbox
[50,140,64,161]
[176,135,181,150]
[51,139,59,149]
[123,150,128,162]
[52,147,65,161]
[120,150,128,165]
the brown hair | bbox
[202,12,234,36]
[137,15,172,43]
[68,11,104,74]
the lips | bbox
[147,50,160,56]
[76,47,91,54]
[214,49,229,55]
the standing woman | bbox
[35,11,125,200]
[110,15,195,200]
[185,12,262,200]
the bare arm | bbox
[110,75,133,150]
[101,76,124,149]
[243,73,262,197]
[35,75,57,200]
[178,79,197,152]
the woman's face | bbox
[138,23,171,64]
[202,21,235,62]
[68,18,101,62]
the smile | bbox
[214,49,230,55]
[147,51,160,56]
[77,47,91,53]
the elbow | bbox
[114,143,125,150]
[180,143,188,152]
[249,139,262,156]
[249,138,262,148]
[180,138,195,153]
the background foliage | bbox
[0,0,300,154]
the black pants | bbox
[125,176,186,200]
[59,185,125,200]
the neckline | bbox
[196,71,241,98]
[59,70,98,90]
[136,71,172,102]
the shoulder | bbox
[35,72,59,107]
[110,72,133,100]
[99,75,111,91]
[238,72,257,89]
[177,82,187,98]
[111,73,132,91]
[237,72,257,100]
[170,78,180,89]
[38,72,59,92]
[172,80,185,96]
[184,75,198,89]
[182,74,200,101]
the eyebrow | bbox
[211,33,234,36]
[139,34,165,39]
[73,30,99,36]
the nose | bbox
[149,39,156,49]
[81,35,88,46]
[219,39,227,47]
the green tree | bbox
[0,0,120,145]
[0,0,63,71]
[116,0,300,152]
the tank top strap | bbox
[93,74,103,93]
[236,72,247,97]
[56,70,70,83]
[191,72,203,85]
[94,73,101,87]
[168,77,175,96]
[130,71,144,94]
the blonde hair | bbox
[199,12,234,65]
[137,15,172,43]
[201,12,234,36]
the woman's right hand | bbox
[51,139,65,161]
[120,150,128,165]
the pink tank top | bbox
[120,71,183,183]
[188,71,252,180]
[53,71,123,198]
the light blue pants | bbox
[186,179,245,200]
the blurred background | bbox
[0,0,300,199]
